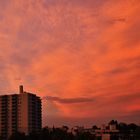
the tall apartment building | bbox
[0,85,42,140]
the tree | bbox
[8,132,26,140]
[62,125,69,132]
[127,123,138,131]
[92,125,98,130]
[28,131,40,140]
[135,126,140,140]
[39,127,50,140]
[118,122,128,133]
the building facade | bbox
[0,86,42,140]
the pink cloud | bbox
[0,0,140,126]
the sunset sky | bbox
[0,0,140,127]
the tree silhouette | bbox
[6,122,139,140]
[9,132,26,140]
[92,125,98,130]
[135,126,140,140]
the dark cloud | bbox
[109,67,127,75]
[44,96,95,104]
[109,18,126,24]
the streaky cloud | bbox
[43,96,95,104]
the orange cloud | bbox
[0,0,140,126]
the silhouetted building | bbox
[95,123,119,140]
[0,85,42,140]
